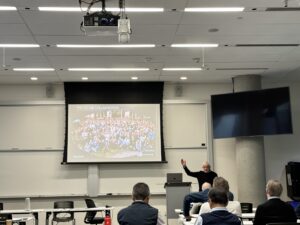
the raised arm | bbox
[181,159,199,177]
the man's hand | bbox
[181,159,187,167]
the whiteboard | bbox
[164,103,207,148]
[0,102,209,196]
[0,151,87,197]
[0,105,65,150]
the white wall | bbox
[1,81,300,225]
[262,82,300,200]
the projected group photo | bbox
[68,104,162,162]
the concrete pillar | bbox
[87,165,99,197]
[233,75,266,206]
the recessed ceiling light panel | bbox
[68,68,149,71]
[184,7,245,12]
[171,44,219,48]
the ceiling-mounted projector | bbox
[118,19,131,43]
[82,11,120,36]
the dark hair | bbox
[132,182,150,201]
[208,188,228,206]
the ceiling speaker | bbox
[46,84,55,98]
[175,85,183,97]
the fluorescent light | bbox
[184,7,245,12]
[171,44,219,48]
[38,7,82,12]
[104,8,164,12]
[0,6,17,11]
[56,44,155,48]
[81,77,89,81]
[0,44,40,48]
[38,7,164,12]
[30,77,38,81]
[180,77,188,80]
[131,76,138,80]
[68,68,149,71]
[163,68,203,71]
[13,68,55,71]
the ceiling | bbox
[1,0,300,83]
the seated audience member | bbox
[117,182,165,225]
[199,177,241,216]
[296,203,300,218]
[195,188,241,225]
[253,179,297,225]
[183,182,211,220]
[183,177,235,220]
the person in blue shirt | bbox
[195,188,241,225]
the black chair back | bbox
[53,201,74,222]
[240,202,253,213]
[0,203,3,210]
[0,214,12,225]
[84,199,96,223]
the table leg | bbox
[32,213,38,225]
[45,213,51,225]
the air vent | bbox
[216,68,268,71]
[236,44,299,47]
[266,7,300,11]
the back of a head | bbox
[208,188,229,207]
[202,182,212,191]
[132,182,150,201]
[213,177,230,193]
[266,179,283,197]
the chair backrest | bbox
[0,203,3,210]
[84,199,97,223]
[190,203,202,215]
[53,201,74,222]
[0,213,12,225]
[240,202,253,213]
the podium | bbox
[164,182,191,220]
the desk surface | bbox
[0,207,112,214]
[0,209,42,214]
[242,213,255,219]
[43,207,113,213]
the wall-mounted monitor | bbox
[211,87,293,139]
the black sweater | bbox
[183,166,217,191]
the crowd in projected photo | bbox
[70,106,158,159]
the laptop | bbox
[167,173,183,183]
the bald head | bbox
[202,182,212,191]
[202,161,211,173]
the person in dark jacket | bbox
[117,182,165,225]
[296,203,300,218]
[181,159,218,191]
[183,177,234,220]
[195,188,241,225]
[254,179,297,225]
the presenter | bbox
[181,159,217,191]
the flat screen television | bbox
[211,87,293,139]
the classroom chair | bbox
[52,201,75,225]
[240,202,253,213]
[0,214,11,225]
[84,199,104,225]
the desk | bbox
[241,213,255,220]
[44,207,113,225]
[0,210,41,225]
